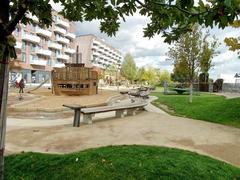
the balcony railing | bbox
[15,42,22,49]
[57,54,69,61]
[30,59,47,66]
[54,27,66,35]
[48,42,62,50]
[36,48,52,56]
[36,28,52,38]
[55,19,70,28]
[53,62,65,68]
[56,37,70,44]
[65,32,76,39]
[64,48,75,54]
[93,40,101,46]
[22,34,40,44]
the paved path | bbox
[6,110,240,167]
[214,92,240,99]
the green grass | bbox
[152,92,240,128]
[5,145,240,179]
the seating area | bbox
[120,86,152,99]
[63,98,148,127]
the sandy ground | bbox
[6,111,240,167]
[8,88,119,111]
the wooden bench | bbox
[81,100,148,124]
[63,104,86,127]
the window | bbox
[21,52,26,62]
[21,30,26,36]
[30,43,36,52]
[22,42,26,50]
[30,54,38,61]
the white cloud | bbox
[73,10,240,78]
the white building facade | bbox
[74,34,123,69]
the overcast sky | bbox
[52,2,240,80]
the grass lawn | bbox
[5,145,240,179]
[151,92,240,128]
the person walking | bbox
[18,78,25,100]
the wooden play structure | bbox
[52,63,98,96]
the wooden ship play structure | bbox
[52,63,99,96]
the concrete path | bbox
[6,110,240,167]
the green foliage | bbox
[5,145,240,179]
[169,25,218,83]
[159,70,171,85]
[121,53,137,83]
[136,67,146,82]
[142,66,159,85]
[3,0,240,44]
[168,25,202,83]
[105,64,118,77]
[152,92,240,128]
[200,34,219,77]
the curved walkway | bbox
[6,109,240,168]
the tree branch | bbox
[5,0,29,35]
[135,0,212,17]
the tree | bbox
[121,53,137,83]
[159,70,171,85]
[136,67,146,84]
[142,66,159,85]
[168,25,217,103]
[1,0,239,178]
[200,35,219,82]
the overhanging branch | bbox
[5,0,29,35]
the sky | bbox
[51,2,240,80]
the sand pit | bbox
[8,88,120,112]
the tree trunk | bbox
[0,49,9,180]
[0,0,10,178]
[189,82,193,103]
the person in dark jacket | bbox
[19,78,25,93]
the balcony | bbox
[15,42,22,49]
[64,48,75,54]
[55,19,70,29]
[53,62,65,68]
[65,32,76,39]
[93,40,101,46]
[92,51,100,57]
[36,28,52,38]
[22,34,40,44]
[36,48,52,56]
[30,59,47,66]
[57,54,69,61]
[56,37,70,44]
[48,42,62,50]
[54,27,66,35]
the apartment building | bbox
[11,10,76,84]
[74,35,123,70]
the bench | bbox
[81,100,148,124]
[128,90,150,99]
[63,104,86,127]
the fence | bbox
[222,83,240,93]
